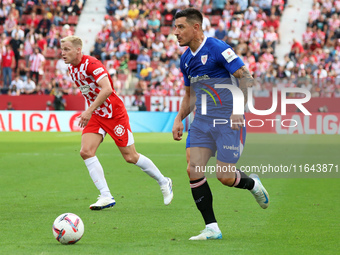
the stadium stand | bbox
[0,0,340,107]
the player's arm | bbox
[78,76,112,128]
[172,86,195,141]
[217,43,254,105]
[232,65,255,105]
[230,65,255,130]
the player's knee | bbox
[80,148,95,160]
[186,167,191,178]
[124,155,135,164]
[218,177,234,187]
[123,153,139,164]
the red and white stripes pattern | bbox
[29,53,45,72]
[68,57,113,118]
[309,9,320,21]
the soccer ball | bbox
[52,213,84,244]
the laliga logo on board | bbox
[69,112,83,131]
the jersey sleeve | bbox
[86,59,108,83]
[214,41,245,75]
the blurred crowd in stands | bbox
[0,0,82,97]
[0,0,340,103]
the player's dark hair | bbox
[174,8,203,26]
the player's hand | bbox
[77,110,92,128]
[172,119,184,141]
[230,114,244,131]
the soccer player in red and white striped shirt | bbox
[60,36,173,210]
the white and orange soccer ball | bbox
[52,213,84,244]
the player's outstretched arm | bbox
[172,86,195,141]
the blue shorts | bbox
[189,118,246,164]
[186,129,191,149]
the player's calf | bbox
[217,177,236,186]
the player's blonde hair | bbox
[60,36,83,49]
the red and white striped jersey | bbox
[29,53,45,72]
[302,31,314,44]
[264,32,278,42]
[329,18,340,32]
[68,55,125,118]
[331,61,340,74]
[231,19,243,30]
[336,0,340,9]
[308,8,320,21]
[261,52,274,63]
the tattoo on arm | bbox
[233,66,256,105]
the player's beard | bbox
[178,38,187,47]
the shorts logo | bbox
[93,67,104,76]
[114,124,125,136]
[223,145,239,150]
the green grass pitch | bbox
[0,132,339,255]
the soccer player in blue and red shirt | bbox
[172,8,270,240]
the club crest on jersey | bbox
[114,124,125,136]
[79,73,85,80]
[201,55,208,65]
